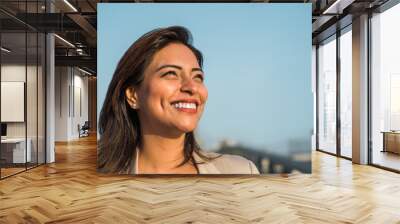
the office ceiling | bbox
[0,0,392,75]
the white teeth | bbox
[173,102,197,109]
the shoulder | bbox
[198,151,260,174]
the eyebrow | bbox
[155,64,203,73]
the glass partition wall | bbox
[370,2,400,172]
[316,26,352,159]
[316,0,400,172]
[0,1,46,179]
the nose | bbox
[180,76,198,95]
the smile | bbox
[171,101,198,114]
[172,102,197,109]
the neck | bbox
[138,133,186,172]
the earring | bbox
[132,103,138,109]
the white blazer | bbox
[130,150,260,174]
[193,150,260,174]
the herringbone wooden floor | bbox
[1,135,400,224]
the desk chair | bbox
[78,121,90,138]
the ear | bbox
[125,86,139,109]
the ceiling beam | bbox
[55,55,96,72]
[323,0,356,14]
[67,13,97,46]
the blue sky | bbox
[98,3,312,155]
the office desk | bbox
[382,131,400,154]
[1,138,32,163]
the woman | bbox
[98,26,259,174]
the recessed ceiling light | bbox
[54,34,75,48]
[1,47,11,53]
[323,0,354,15]
[63,0,78,12]
[77,67,93,76]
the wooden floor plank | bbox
[0,135,400,223]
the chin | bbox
[176,125,196,133]
[174,121,197,133]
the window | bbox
[371,2,400,171]
[317,35,337,154]
[339,27,352,158]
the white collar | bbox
[193,151,221,174]
[134,149,221,174]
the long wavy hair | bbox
[98,26,213,173]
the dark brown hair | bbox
[98,26,212,173]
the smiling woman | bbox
[98,26,259,175]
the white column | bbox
[352,14,369,164]
[45,0,56,163]
[46,33,55,163]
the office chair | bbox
[79,121,90,138]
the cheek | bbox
[199,85,208,103]
[142,80,178,109]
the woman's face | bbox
[132,43,208,136]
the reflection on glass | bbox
[27,32,38,169]
[318,36,337,154]
[0,1,47,179]
[38,33,46,165]
[371,3,400,171]
[340,28,352,158]
[1,31,27,177]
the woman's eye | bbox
[194,74,204,82]
[162,71,178,78]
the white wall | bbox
[1,65,37,137]
[1,65,26,135]
[72,72,89,138]
[312,45,316,150]
[55,66,89,141]
[1,63,46,164]
[55,66,69,141]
